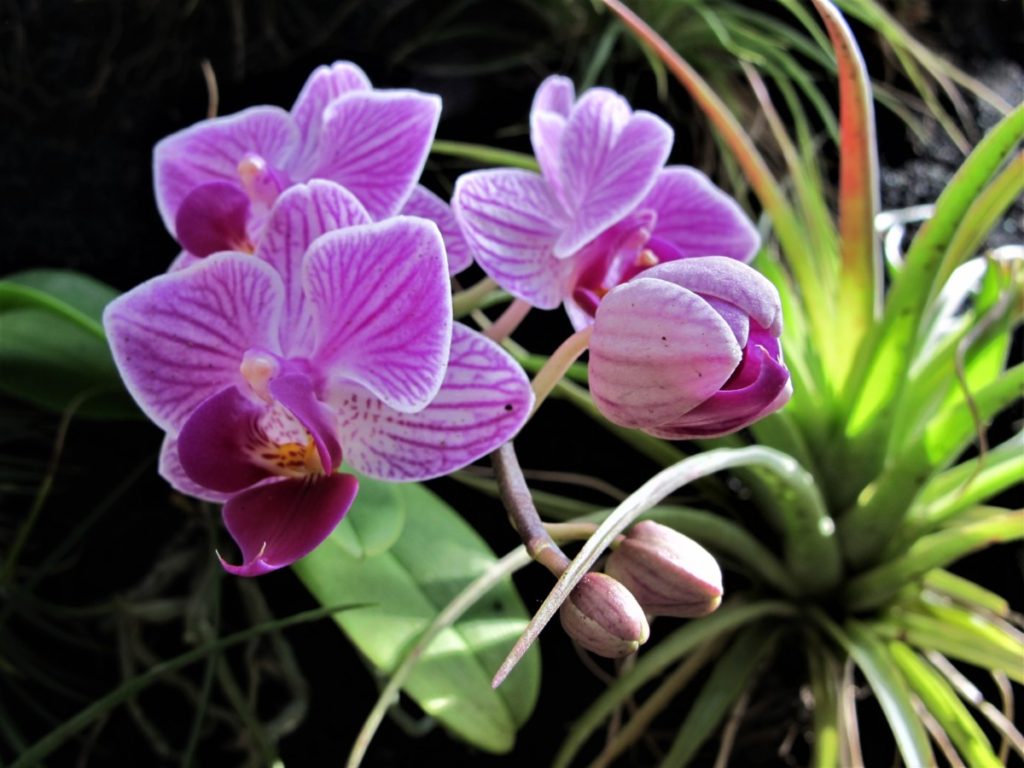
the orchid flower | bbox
[105,181,533,575]
[453,76,759,326]
[154,61,447,265]
[587,256,791,439]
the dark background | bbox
[1,0,1021,765]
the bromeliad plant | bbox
[2,0,1021,765]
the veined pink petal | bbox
[400,185,472,275]
[290,61,372,171]
[589,277,741,429]
[303,91,441,218]
[158,433,231,503]
[178,385,278,493]
[104,254,284,433]
[255,181,371,355]
[643,167,760,262]
[219,473,359,576]
[331,323,533,480]
[169,250,201,273]
[643,257,783,335]
[304,218,451,413]
[649,343,791,439]
[174,182,252,257]
[452,169,571,309]
[556,91,672,256]
[153,106,298,235]
[530,75,575,199]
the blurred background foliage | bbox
[1,0,1020,765]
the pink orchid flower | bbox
[588,257,791,439]
[452,75,760,326]
[154,61,469,274]
[105,181,532,575]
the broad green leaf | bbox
[660,624,780,767]
[330,473,406,558]
[0,270,136,419]
[292,478,539,754]
[890,641,1002,768]
[845,510,1024,611]
[831,619,935,768]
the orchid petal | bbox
[178,385,277,493]
[104,253,283,432]
[305,218,451,413]
[649,343,791,439]
[268,373,342,472]
[530,75,575,195]
[643,167,760,262]
[556,91,672,256]
[332,323,532,480]
[589,277,741,429]
[303,91,441,218]
[643,256,783,335]
[400,185,472,275]
[219,473,359,576]
[153,106,298,234]
[452,169,571,308]
[158,433,231,503]
[255,181,371,354]
[174,181,252,257]
[290,61,372,171]
[169,251,201,273]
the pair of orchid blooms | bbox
[104,61,790,577]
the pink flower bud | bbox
[559,572,651,658]
[588,256,791,439]
[605,521,723,618]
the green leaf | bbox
[845,510,1024,611]
[330,473,406,558]
[806,636,843,768]
[292,478,539,754]
[660,623,780,767]
[0,270,136,419]
[820,617,934,768]
[875,603,1024,684]
[923,569,1009,617]
[889,641,1002,768]
[553,599,796,768]
[430,139,539,171]
[841,103,1024,451]
[810,0,880,384]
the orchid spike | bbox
[588,256,791,439]
[106,181,533,575]
[453,76,759,326]
[155,61,441,260]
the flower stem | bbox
[451,276,500,317]
[492,446,838,688]
[492,442,571,577]
[530,325,592,415]
[484,298,532,342]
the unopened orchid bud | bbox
[588,256,791,439]
[605,521,723,618]
[559,572,651,658]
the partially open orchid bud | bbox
[588,256,791,439]
[559,572,650,658]
[605,521,723,618]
